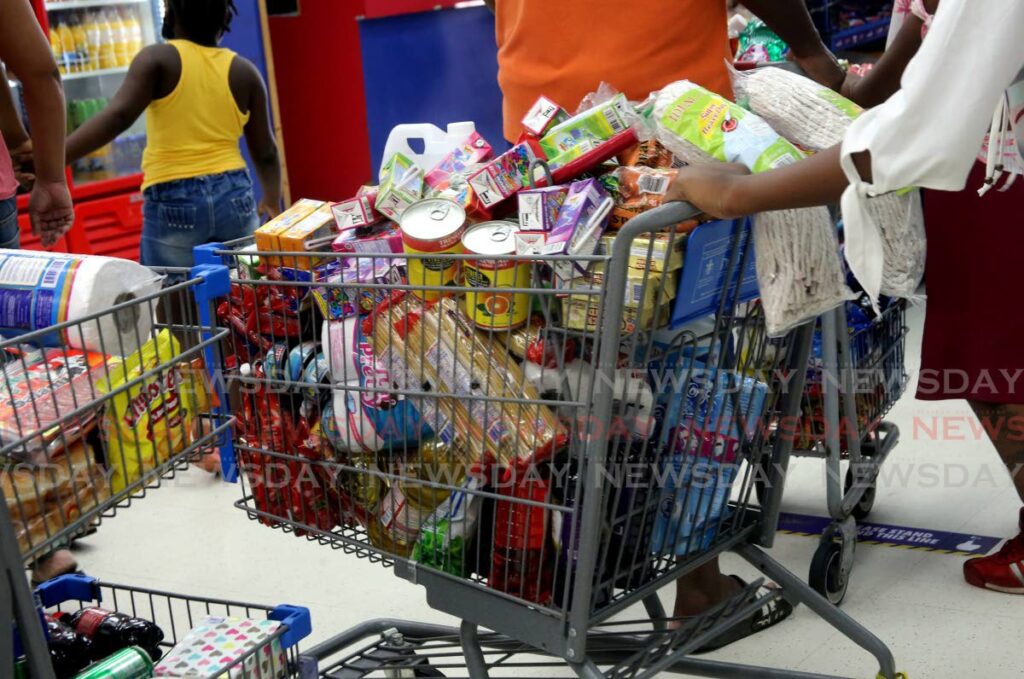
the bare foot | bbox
[671,572,744,629]
[198,449,221,475]
[31,549,77,584]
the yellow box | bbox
[279,204,337,270]
[562,265,677,333]
[596,231,685,274]
[254,198,324,266]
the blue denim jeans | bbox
[0,196,20,250]
[141,169,258,269]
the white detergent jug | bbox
[380,121,477,179]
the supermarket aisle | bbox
[72,302,1024,678]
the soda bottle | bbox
[84,11,102,71]
[123,9,143,58]
[60,608,165,661]
[97,12,118,70]
[490,462,553,605]
[72,646,153,679]
[109,10,130,67]
[49,22,65,75]
[43,614,93,679]
[70,14,89,72]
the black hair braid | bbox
[166,0,238,44]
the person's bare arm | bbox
[665,146,875,219]
[0,0,72,245]
[741,0,844,91]
[66,45,169,163]
[841,15,924,107]
[0,64,28,150]
[238,59,282,219]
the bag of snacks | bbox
[600,166,679,229]
[648,81,852,335]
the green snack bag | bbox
[414,464,486,576]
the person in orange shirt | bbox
[486,0,844,649]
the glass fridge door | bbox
[45,0,163,188]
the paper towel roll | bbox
[0,250,161,356]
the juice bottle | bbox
[70,13,89,72]
[110,9,130,67]
[98,11,118,70]
[490,462,554,605]
[56,21,77,74]
[123,8,143,58]
[49,22,65,74]
[84,11,102,71]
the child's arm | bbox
[664,145,874,219]
[66,44,172,163]
[237,59,282,219]
[0,64,29,151]
[841,14,925,107]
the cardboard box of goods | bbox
[279,204,337,270]
[596,231,686,273]
[518,185,568,232]
[425,132,494,190]
[468,142,537,208]
[377,153,424,220]
[331,194,380,230]
[254,198,324,266]
[561,264,677,334]
[540,93,631,158]
[521,95,570,137]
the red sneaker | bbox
[963,509,1024,595]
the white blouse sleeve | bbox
[839,0,1024,303]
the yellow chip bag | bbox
[100,330,204,492]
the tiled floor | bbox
[71,302,1023,677]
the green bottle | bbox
[73,646,154,679]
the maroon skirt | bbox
[917,162,1024,403]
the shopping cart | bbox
[31,574,310,678]
[0,260,290,678]
[757,292,908,605]
[206,200,904,678]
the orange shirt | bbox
[495,0,733,142]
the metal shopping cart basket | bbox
[0,258,299,678]
[207,201,904,678]
[758,287,909,605]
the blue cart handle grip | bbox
[269,604,312,650]
[34,573,101,608]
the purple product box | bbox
[541,179,612,278]
[518,185,568,232]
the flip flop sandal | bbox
[689,576,796,655]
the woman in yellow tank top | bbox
[66,0,282,269]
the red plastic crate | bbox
[18,191,144,260]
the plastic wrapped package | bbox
[649,80,852,335]
[730,66,926,299]
[600,166,678,229]
[371,296,565,467]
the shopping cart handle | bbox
[622,200,703,236]
[34,573,101,608]
[269,604,312,650]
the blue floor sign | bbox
[777,513,1004,556]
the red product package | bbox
[618,139,676,169]
[603,166,678,230]
[490,462,553,605]
[0,348,114,463]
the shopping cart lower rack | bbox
[205,202,904,678]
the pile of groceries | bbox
[226,73,918,608]
[23,604,287,679]
[0,251,213,557]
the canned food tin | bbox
[462,221,531,330]
[73,646,153,679]
[400,199,466,301]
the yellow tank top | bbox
[141,40,250,190]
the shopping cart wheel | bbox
[810,539,849,605]
[844,467,877,520]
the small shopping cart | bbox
[0,262,312,678]
[207,201,905,678]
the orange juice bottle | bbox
[84,11,102,71]
[70,13,90,72]
[98,11,118,69]
[123,9,143,58]
[49,23,65,74]
[110,9,130,67]
[55,21,77,74]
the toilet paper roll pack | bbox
[0,250,161,356]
